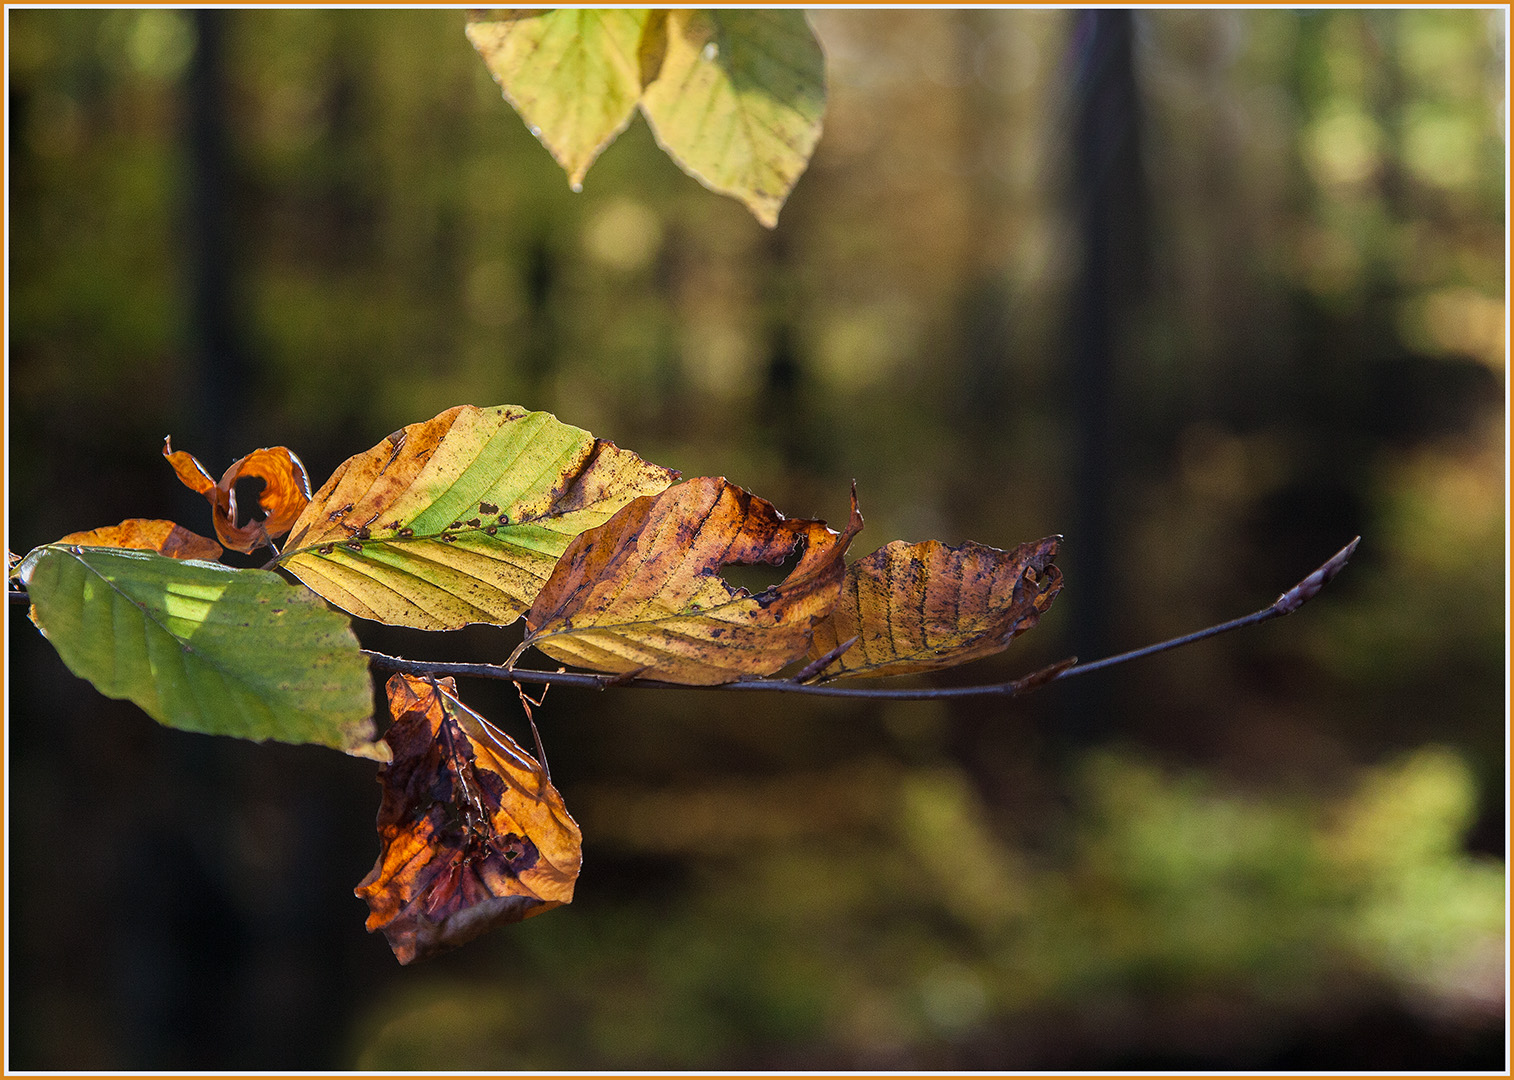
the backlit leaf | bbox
[805,536,1063,681]
[163,439,311,554]
[14,545,383,758]
[356,674,582,964]
[523,477,863,684]
[467,9,654,191]
[279,405,677,631]
[638,10,826,227]
[57,518,224,562]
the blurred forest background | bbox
[5,7,1506,1070]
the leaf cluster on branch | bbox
[10,403,1076,962]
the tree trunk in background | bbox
[1058,9,1146,746]
[186,9,248,466]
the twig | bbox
[10,537,1360,699]
[364,537,1361,700]
[1054,535,1361,681]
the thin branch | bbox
[1055,535,1360,680]
[364,537,1361,700]
[11,537,1361,699]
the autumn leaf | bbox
[57,518,224,562]
[467,9,825,226]
[638,10,826,227]
[279,404,677,631]
[357,674,582,965]
[522,477,863,684]
[805,536,1063,681]
[163,439,311,554]
[466,9,654,191]
[13,545,383,758]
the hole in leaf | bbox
[232,476,268,526]
[718,538,807,598]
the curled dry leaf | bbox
[279,404,677,631]
[357,674,582,965]
[163,439,311,554]
[805,536,1063,681]
[57,518,223,562]
[523,477,864,685]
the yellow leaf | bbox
[467,9,653,191]
[280,405,677,630]
[638,10,826,227]
[523,477,862,684]
[806,536,1062,680]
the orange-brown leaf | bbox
[163,439,311,553]
[57,519,224,561]
[356,674,582,965]
[805,536,1063,680]
[522,477,864,684]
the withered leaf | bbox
[163,439,311,554]
[522,477,864,684]
[279,404,677,631]
[357,674,582,965]
[805,536,1063,681]
[57,518,224,562]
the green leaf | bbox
[278,405,678,631]
[467,9,654,192]
[16,546,384,759]
[638,10,826,227]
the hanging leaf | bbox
[357,674,582,965]
[522,477,863,684]
[57,518,224,562]
[163,439,311,554]
[805,536,1063,681]
[279,405,678,631]
[14,545,383,759]
[638,10,826,227]
[466,8,655,191]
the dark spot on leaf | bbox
[346,540,363,552]
[398,528,414,538]
[355,526,371,541]
[467,518,481,528]
[442,534,457,543]
[497,514,510,525]
[486,525,498,536]
[479,502,499,515]
[319,544,335,555]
